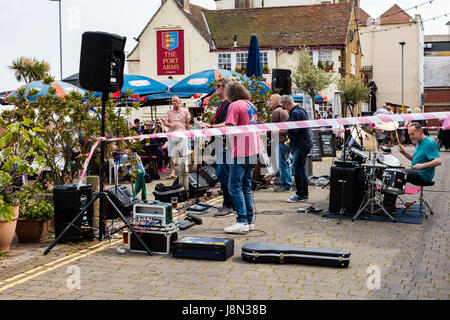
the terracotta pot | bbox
[15,218,51,242]
[0,206,19,252]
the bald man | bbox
[270,94,292,192]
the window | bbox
[351,53,356,76]
[318,50,332,63]
[260,52,268,68]
[424,43,432,49]
[217,51,269,73]
[218,53,231,70]
[235,52,248,68]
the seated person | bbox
[383,122,441,212]
[111,143,146,180]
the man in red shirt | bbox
[223,81,260,233]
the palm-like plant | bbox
[9,57,51,84]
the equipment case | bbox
[172,236,234,261]
[241,242,350,268]
[128,223,179,255]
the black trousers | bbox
[383,170,426,206]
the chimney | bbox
[183,0,190,12]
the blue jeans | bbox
[291,147,309,198]
[228,157,255,224]
[277,143,292,190]
[216,151,233,209]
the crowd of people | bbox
[115,81,445,234]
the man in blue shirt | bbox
[383,122,441,212]
[280,95,313,203]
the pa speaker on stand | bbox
[271,69,291,95]
[79,31,126,93]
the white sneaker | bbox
[248,223,255,231]
[224,222,249,233]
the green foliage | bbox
[8,57,51,84]
[338,78,371,107]
[17,183,53,220]
[1,77,139,186]
[292,49,336,119]
[0,120,47,221]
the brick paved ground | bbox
[0,146,448,300]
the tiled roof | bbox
[355,6,372,26]
[379,4,412,25]
[175,1,213,44]
[202,2,354,49]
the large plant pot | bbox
[0,206,19,252]
[15,218,51,242]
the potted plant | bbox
[262,64,269,74]
[0,118,46,252]
[15,183,54,242]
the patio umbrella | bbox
[246,34,262,79]
[291,91,326,103]
[169,68,249,96]
[4,80,84,103]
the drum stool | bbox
[417,180,435,218]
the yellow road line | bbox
[0,241,110,285]
[0,239,121,293]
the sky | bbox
[1,0,449,92]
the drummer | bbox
[383,122,441,211]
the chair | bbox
[416,180,435,218]
[108,158,128,185]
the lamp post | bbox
[399,41,405,113]
[50,0,63,80]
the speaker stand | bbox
[44,91,152,256]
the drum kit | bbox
[338,122,410,222]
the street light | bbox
[50,0,63,80]
[399,41,406,113]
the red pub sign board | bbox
[157,29,185,75]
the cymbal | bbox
[376,121,399,131]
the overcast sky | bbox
[1,0,449,91]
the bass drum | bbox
[381,169,407,194]
[377,153,401,167]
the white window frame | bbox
[217,51,269,72]
[218,53,232,70]
[351,53,356,76]
[318,49,333,64]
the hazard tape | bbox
[77,111,450,189]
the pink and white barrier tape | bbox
[77,111,450,189]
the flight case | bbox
[172,236,234,261]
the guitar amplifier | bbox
[133,202,172,226]
[199,166,218,187]
[106,185,137,219]
[188,172,209,198]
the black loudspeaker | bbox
[105,185,137,219]
[329,166,365,215]
[271,69,291,95]
[188,172,209,197]
[79,31,126,92]
[199,166,218,187]
[53,184,94,243]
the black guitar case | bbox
[241,242,350,268]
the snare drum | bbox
[381,169,407,194]
[348,148,367,164]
